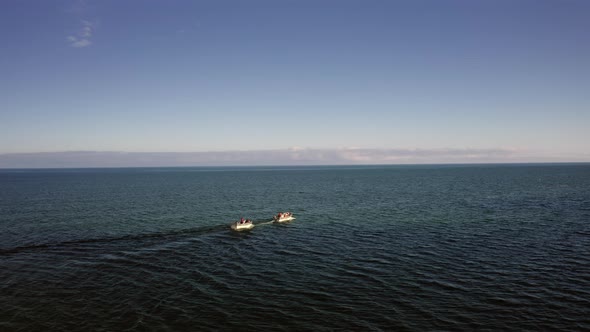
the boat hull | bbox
[231,223,254,231]
[274,216,296,223]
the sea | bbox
[1,164,589,331]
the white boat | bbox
[231,219,254,231]
[273,212,295,223]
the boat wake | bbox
[0,218,290,255]
[255,220,275,226]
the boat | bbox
[231,219,254,231]
[273,212,295,223]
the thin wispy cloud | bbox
[1,147,585,168]
[67,20,95,48]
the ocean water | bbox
[1,164,589,331]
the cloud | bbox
[67,36,91,48]
[1,147,586,168]
[67,20,95,48]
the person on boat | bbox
[240,217,244,223]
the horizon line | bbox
[1,148,589,169]
[2,162,590,170]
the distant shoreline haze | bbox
[0,149,588,168]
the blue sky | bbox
[1,0,589,166]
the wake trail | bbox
[0,224,229,256]
[1,219,284,255]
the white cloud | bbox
[2,147,586,168]
[67,20,95,48]
[67,36,91,48]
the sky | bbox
[1,0,589,167]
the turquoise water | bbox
[1,164,589,330]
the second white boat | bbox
[231,219,254,231]
[273,212,295,223]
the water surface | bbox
[1,164,589,330]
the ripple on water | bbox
[2,165,590,330]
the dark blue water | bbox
[1,164,589,331]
